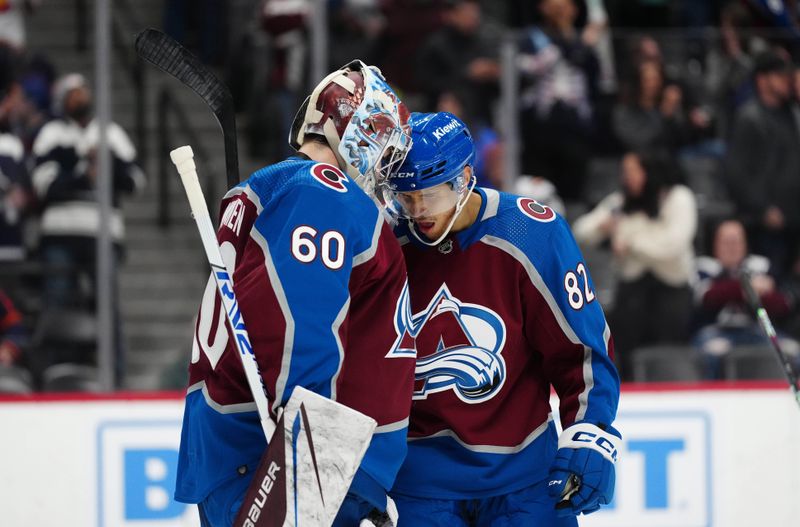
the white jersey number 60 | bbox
[291,226,345,270]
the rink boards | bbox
[0,383,798,527]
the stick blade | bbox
[134,28,231,115]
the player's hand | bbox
[359,496,398,527]
[547,421,621,517]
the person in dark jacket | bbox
[0,47,32,262]
[724,48,800,278]
[415,0,501,125]
[517,0,599,201]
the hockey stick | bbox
[739,270,800,408]
[171,145,274,439]
[136,28,239,189]
[171,146,378,526]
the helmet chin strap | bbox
[410,176,476,247]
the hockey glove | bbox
[335,491,397,527]
[359,496,398,527]
[547,421,621,517]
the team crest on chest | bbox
[311,163,349,192]
[517,197,556,223]
[388,283,507,404]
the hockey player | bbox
[382,112,621,526]
[174,60,416,526]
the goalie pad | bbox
[234,386,377,526]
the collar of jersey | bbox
[400,187,490,251]
[453,186,490,250]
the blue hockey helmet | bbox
[385,112,475,193]
[383,112,476,245]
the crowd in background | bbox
[3,0,800,390]
[0,0,144,391]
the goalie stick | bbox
[739,269,800,408]
[171,145,273,439]
[136,28,240,189]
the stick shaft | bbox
[171,145,275,439]
[740,270,800,407]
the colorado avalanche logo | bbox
[518,197,556,223]
[311,163,349,193]
[388,283,507,404]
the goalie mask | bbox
[383,112,476,246]
[289,60,411,197]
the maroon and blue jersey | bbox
[175,156,416,505]
[390,187,619,499]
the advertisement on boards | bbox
[0,386,798,526]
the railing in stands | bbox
[111,0,147,164]
[74,0,147,167]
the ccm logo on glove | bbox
[571,430,618,461]
[557,422,621,464]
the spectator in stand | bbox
[612,58,689,153]
[518,0,599,201]
[374,0,448,94]
[572,149,698,379]
[32,73,145,307]
[0,45,32,262]
[415,0,501,125]
[31,73,144,383]
[0,289,26,369]
[705,1,762,138]
[328,0,385,69]
[436,89,566,213]
[692,219,799,379]
[725,48,800,278]
[14,53,55,151]
[0,0,39,51]
[252,0,310,162]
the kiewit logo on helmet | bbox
[432,119,461,140]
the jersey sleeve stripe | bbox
[480,234,605,420]
[374,417,409,434]
[328,296,351,401]
[250,226,296,414]
[187,380,259,413]
[407,417,553,454]
[223,183,264,213]
[353,214,383,267]
[573,323,611,421]
[480,188,501,221]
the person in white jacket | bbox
[572,149,697,379]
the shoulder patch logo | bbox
[311,163,349,193]
[517,197,556,223]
